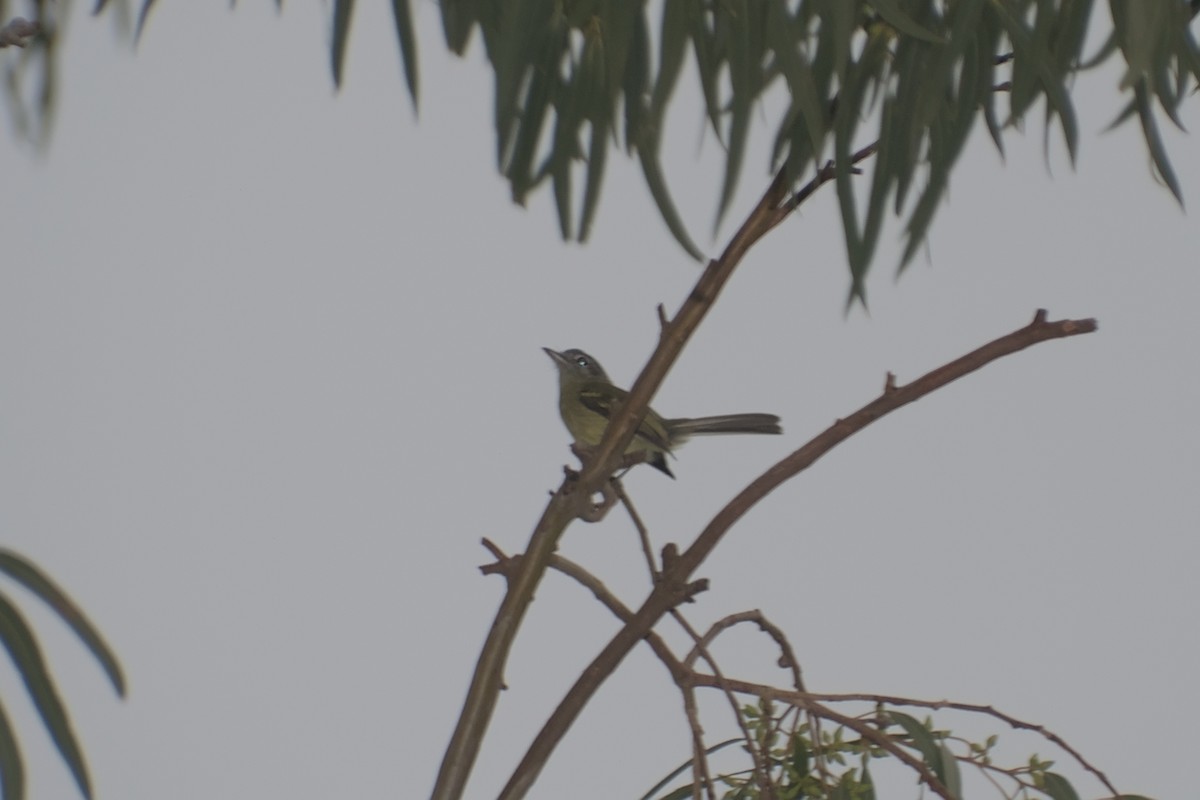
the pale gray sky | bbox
[1,3,1196,799]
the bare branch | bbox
[679,684,718,800]
[612,479,659,582]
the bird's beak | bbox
[543,347,569,368]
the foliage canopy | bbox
[5,2,1197,300]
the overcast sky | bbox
[1,3,1196,799]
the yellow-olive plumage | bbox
[544,347,782,478]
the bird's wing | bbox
[577,384,674,453]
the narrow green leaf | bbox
[829,770,863,800]
[0,550,125,697]
[1177,26,1200,86]
[1134,81,1183,204]
[790,733,809,778]
[1112,0,1171,88]
[899,159,946,272]
[1049,0,1095,72]
[1041,771,1082,800]
[938,742,962,798]
[860,764,877,800]
[638,147,704,261]
[134,0,157,43]
[979,5,1006,156]
[687,0,723,141]
[888,35,924,213]
[602,3,636,121]
[494,0,553,165]
[439,0,479,54]
[550,42,592,240]
[0,697,25,800]
[995,3,1039,119]
[827,0,857,81]
[861,99,893,279]
[331,0,355,88]
[779,105,816,187]
[579,116,609,241]
[564,21,611,241]
[621,8,650,150]
[636,739,742,800]
[1042,65,1080,164]
[552,156,573,240]
[1104,96,1138,130]
[866,0,944,43]
[766,2,827,166]
[834,108,863,306]
[503,63,553,203]
[1079,29,1119,69]
[888,711,944,782]
[0,593,92,800]
[634,0,702,259]
[390,0,419,111]
[715,0,752,230]
[992,2,1079,162]
[836,29,890,304]
[651,0,689,120]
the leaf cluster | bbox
[346,0,1199,301]
[649,701,1155,800]
[8,3,1199,295]
[0,550,125,800]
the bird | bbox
[544,347,782,478]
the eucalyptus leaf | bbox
[0,593,92,799]
[0,549,125,697]
[1040,771,1082,800]
[331,0,355,88]
[389,0,419,110]
[0,697,24,800]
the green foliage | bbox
[0,550,125,800]
[645,701,1152,800]
[7,3,1198,293]
[386,1,1198,299]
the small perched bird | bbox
[544,347,782,478]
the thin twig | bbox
[679,685,718,800]
[672,610,773,797]
[679,608,828,786]
[613,478,659,582]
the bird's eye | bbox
[575,356,589,367]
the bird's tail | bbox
[666,413,782,440]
